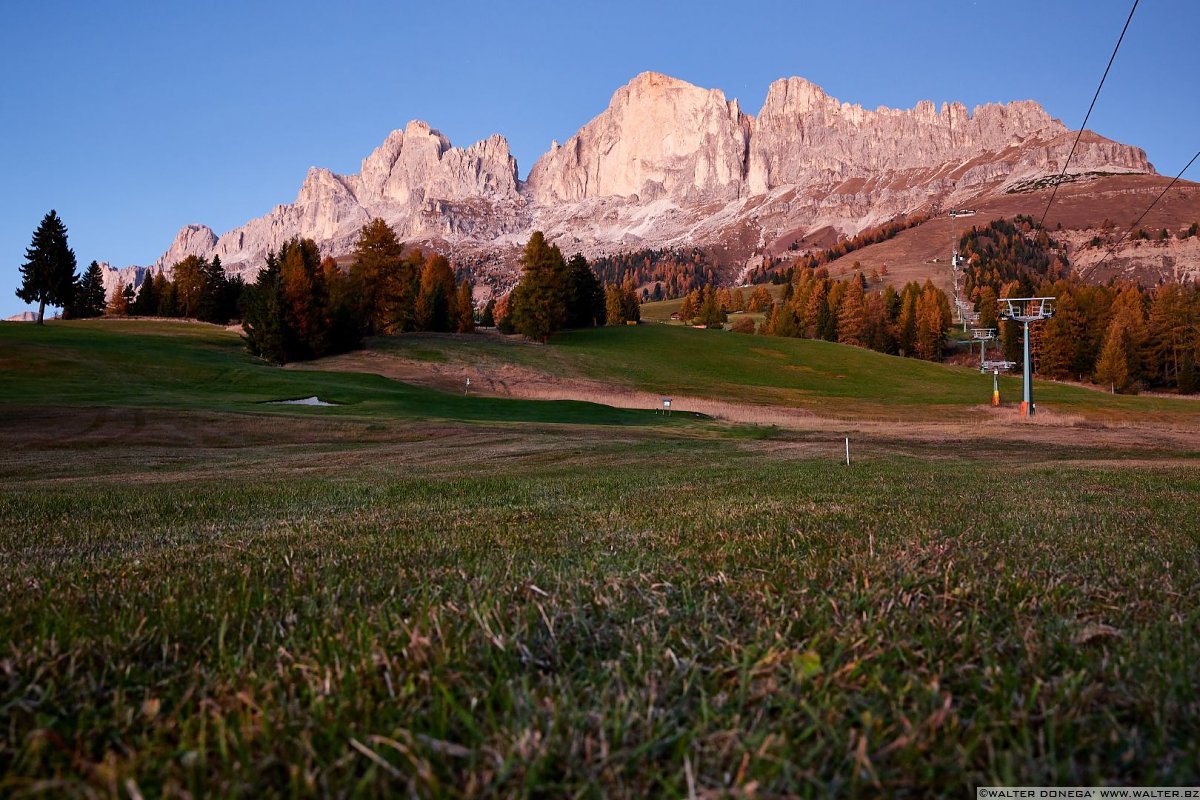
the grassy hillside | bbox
[0,320,673,428]
[368,324,1200,422]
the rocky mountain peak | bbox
[146,72,1158,290]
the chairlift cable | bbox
[1037,0,1139,228]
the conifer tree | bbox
[455,279,475,333]
[1095,321,1131,393]
[563,253,604,328]
[836,279,867,347]
[172,255,208,318]
[698,285,726,328]
[508,231,567,342]
[73,260,107,318]
[480,298,496,327]
[415,253,457,332]
[604,284,625,326]
[677,292,697,323]
[17,210,78,324]
[748,285,773,312]
[131,270,158,316]
[350,218,409,334]
[108,279,130,316]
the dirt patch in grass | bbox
[303,350,1200,454]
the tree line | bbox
[242,218,475,364]
[759,266,952,361]
[589,247,723,301]
[491,231,638,341]
[960,217,1199,393]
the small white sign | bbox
[662,398,672,409]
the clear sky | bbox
[2,0,1196,319]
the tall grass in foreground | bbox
[2,426,1198,798]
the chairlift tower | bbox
[969,328,996,372]
[998,297,1054,416]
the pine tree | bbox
[17,210,78,324]
[480,298,496,327]
[563,253,604,328]
[197,255,231,323]
[73,261,107,318]
[131,270,158,316]
[508,231,567,342]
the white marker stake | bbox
[845,437,850,466]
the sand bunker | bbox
[268,396,337,406]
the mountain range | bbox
[104,72,1199,297]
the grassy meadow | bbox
[2,319,1199,798]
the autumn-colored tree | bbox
[604,284,625,326]
[894,283,920,356]
[350,218,409,334]
[747,285,773,312]
[976,286,999,331]
[836,278,867,347]
[415,253,457,332]
[108,279,129,316]
[863,290,895,353]
[805,280,831,340]
[1094,321,1131,393]
[455,280,475,333]
[914,284,947,361]
[1147,283,1197,391]
[1037,288,1085,379]
[698,285,726,329]
[729,287,746,312]
[677,292,697,324]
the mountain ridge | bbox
[107,71,1174,298]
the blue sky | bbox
[2,0,1196,318]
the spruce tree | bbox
[73,260,107,318]
[563,253,603,328]
[131,271,157,316]
[17,210,78,324]
[508,231,567,342]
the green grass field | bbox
[2,320,1199,797]
[368,323,1200,423]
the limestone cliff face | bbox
[525,72,752,204]
[145,72,1156,290]
[165,121,524,280]
[747,78,1070,192]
